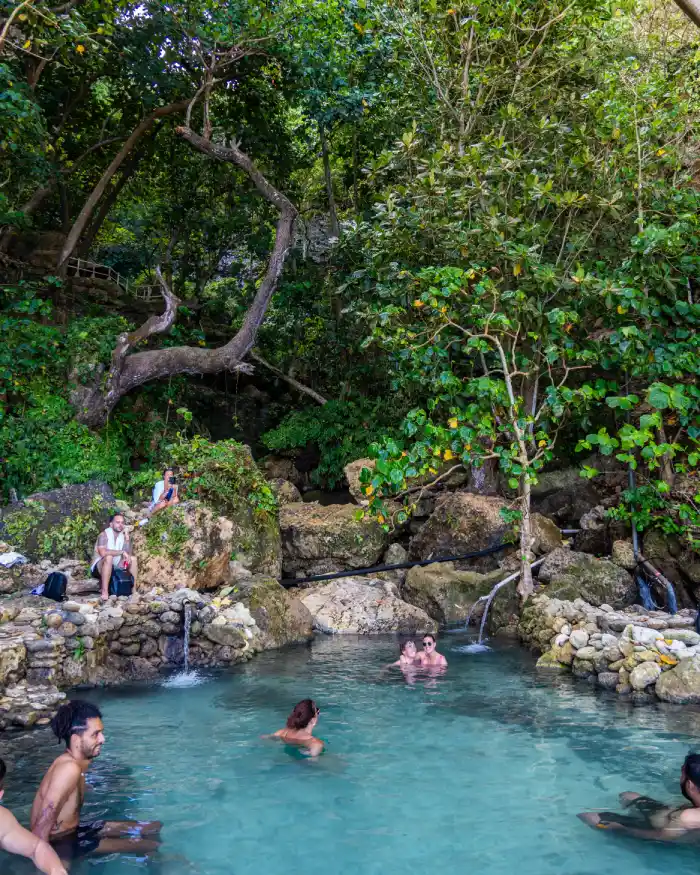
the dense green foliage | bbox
[1,0,700,557]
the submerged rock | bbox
[299,576,436,634]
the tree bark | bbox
[73,126,298,428]
[58,99,191,267]
[319,122,340,238]
[517,475,535,601]
[673,0,700,29]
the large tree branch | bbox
[58,99,191,266]
[73,126,298,428]
[673,0,700,28]
[249,351,327,405]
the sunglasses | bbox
[423,641,434,647]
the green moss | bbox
[143,506,190,559]
[37,511,101,560]
[1,500,46,548]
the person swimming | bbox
[389,639,418,668]
[267,699,324,758]
[579,753,700,842]
[415,633,448,668]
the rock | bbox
[573,505,628,555]
[203,623,247,648]
[0,638,26,686]
[299,577,436,634]
[409,492,561,571]
[344,458,375,505]
[549,640,575,666]
[280,502,389,578]
[263,455,303,487]
[597,672,619,690]
[661,629,700,646]
[132,501,280,593]
[612,540,636,571]
[656,656,700,703]
[237,579,313,648]
[402,562,506,626]
[0,481,115,561]
[529,467,602,526]
[574,645,597,661]
[270,479,302,506]
[376,543,409,585]
[629,661,662,690]
[569,629,589,649]
[539,549,636,609]
[536,651,570,671]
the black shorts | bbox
[51,820,105,859]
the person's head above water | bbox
[681,753,700,804]
[422,633,437,652]
[400,639,417,658]
[51,700,105,760]
[286,699,320,731]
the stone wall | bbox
[0,580,312,731]
[518,593,700,703]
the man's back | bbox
[31,754,84,840]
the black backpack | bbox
[109,566,134,597]
[43,572,67,602]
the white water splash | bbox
[161,670,206,688]
[453,643,492,655]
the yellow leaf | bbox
[433,448,441,457]
[428,468,438,475]
[413,299,424,308]
[656,148,666,156]
[19,13,27,20]
[538,440,547,447]
[612,128,620,139]
[513,263,522,276]
[76,44,86,54]
[364,484,374,496]
[465,444,471,451]
[353,21,364,33]
[444,449,454,461]
[660,654,677,666]
[617,305,626,315]
[23,39,31,49]
[377,514,385,524]
[448,417,458,429]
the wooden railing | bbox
[65,257,161,302]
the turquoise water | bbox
[2,633,700,874]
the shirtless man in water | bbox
[415,633,448,668]
[31,700,161,861]
[579,753,700,842]
[267,699,324,757]
[0,759,66,874]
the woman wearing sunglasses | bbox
[415,633,448,668]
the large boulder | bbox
[236,578,313,648]
[280,502,389,578]
[133,501,280,593]
[539,548,636,609]
[0,481,115,561]
[656,656,700,703]
[344,457,469,506]
[409,492,562,571]
[641,530,700,607]
[299,577,436,634]
[402,562,505,625]
[529,467,602,526]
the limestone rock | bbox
[402,562,505,626]
[539,549,636,609]
[299,577,436,634]
[612,540,636,571]
[597,672,619,690]
[280,502,388,578]
[269,479,302,506]
[656,656,700,703]
[409,492,561,571]
[0,481,114,561]
[0,637,26,686]
[529,467,602,526]
[661,629,700,646]
[376,543,409,585]
[202,623,247,648]
[629,661,662,690]
[569,629,589,649]
[237,579,313,649]
[536,651,570,671]
[344,458,375,505]
[133,501,280,593]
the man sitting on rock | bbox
[0,758,67,874]
[150,468,180,515]
[31,700,161,861]
[90,513,137,600]
[579,753,700,841]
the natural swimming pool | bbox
[2,632,700,875]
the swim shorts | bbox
[51,820,105,858]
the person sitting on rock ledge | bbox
[265,699,324,757]
[90,513,137,601]
[150,468,180,515]
[31,700,162,861]
[0,758,67,875]
[579,753,700,842]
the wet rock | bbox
[597,672,619,690]
[540,549,636,609]
[656,656,700,703]
[630,661,662,690]
[299,577,436,634]
[236,578,312,648]
[402,562,506,626]
[203,623,247,648]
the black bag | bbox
[109,566,134,597]
[43,571,67,602]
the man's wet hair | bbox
[0,758,6,787]
[286,699,319,730]
[684,753,700,787]
[109,512,124,523]
[50,700,102,747]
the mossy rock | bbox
[237,578,313,648]
[0,482,114,561]
[542,551,636,609]
[402,562,507,626]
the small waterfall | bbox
[636,575,656,611]
[464,596,487,630]
[183,602,192,673]
[478,557,546,644]
[664,579,678,615]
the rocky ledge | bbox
[519,593,700,703]
[0,578,312,731]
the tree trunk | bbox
[517,475,535,601]
[59,99,190,267]
[72,126,298,429]
[319,122,340,238]
[673,0,700,29]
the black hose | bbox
[280,541,513,588]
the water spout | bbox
[464,596,488,630]
[636,575,656,611]
[664,579,678,615]
[183,602,192,673]
[161,601,204,688]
